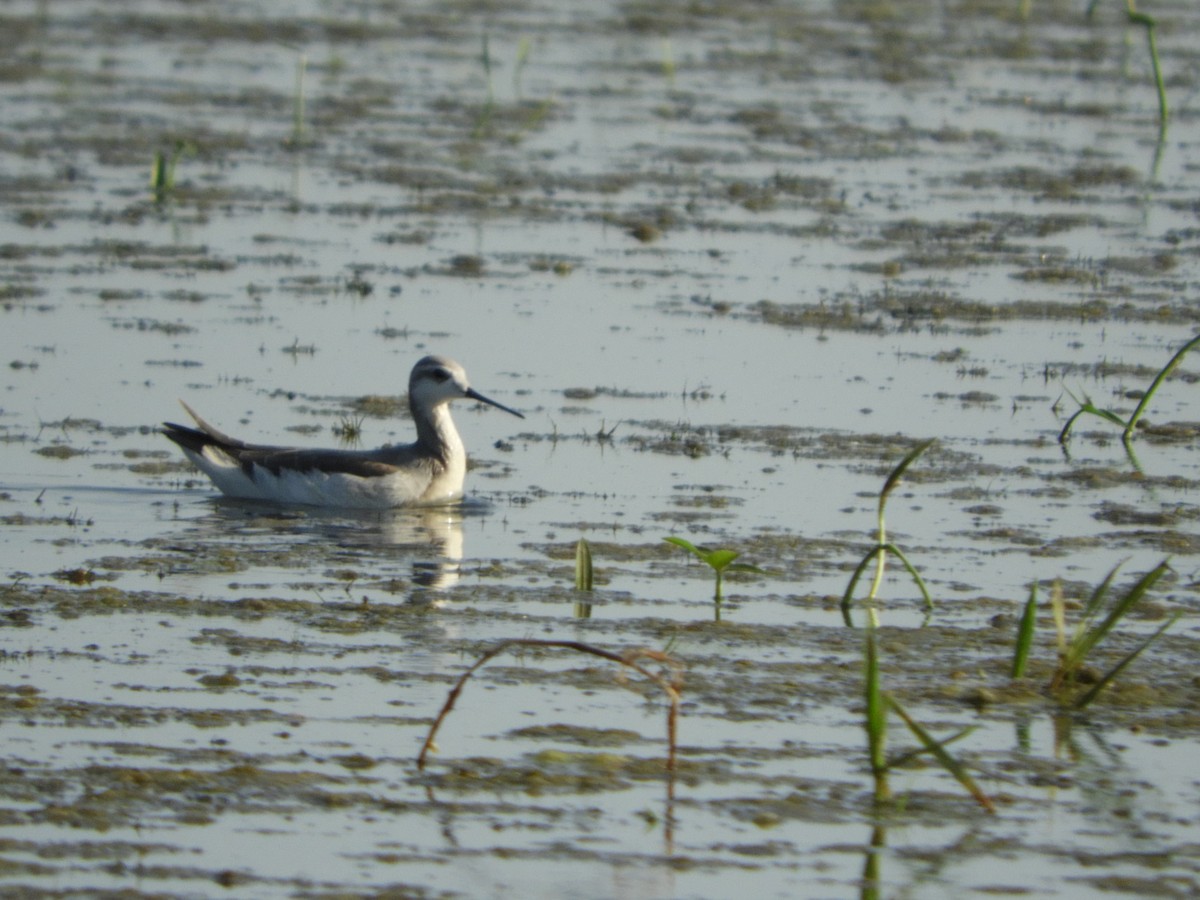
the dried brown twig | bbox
[416,639,683,773]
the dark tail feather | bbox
[162,421,212,455]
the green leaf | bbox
[879,438,935,511]
[1075,612,1179,709]
[1070,559,1168,667]
[888,695,994,813]
[663,536,703,559]
[704,549,741,571]
[888,544,933,612]
[1011,583,1037,679]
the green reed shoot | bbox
[887,695,995,813]
[841,438,935,627]
[291,53,308,146]
[1059,333,1200,447]
[864,624,888,802]
[1011,582,1038,678]
[1074,614,1178,708]
[1048,558,1174,708]
[575,538,593,591]
[862,623,993,812]
[151,139,194,203]
[1131,6,1169,126]
[1082,0,1168,126]
[664,536,764,621]
[574,538,594,618]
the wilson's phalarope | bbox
[162,355,523,508]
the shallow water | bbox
[2,1,1200,897]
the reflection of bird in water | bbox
[394,506,465,593]
[162,356,523,508]
[165,503,469,599]
[327,505,466,595]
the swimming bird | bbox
[162,355,523,508]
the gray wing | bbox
[163,401,432,480]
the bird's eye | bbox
[432,369,451,382]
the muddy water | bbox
[2,1,1200,897]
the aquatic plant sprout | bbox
[1059,332,1200,447]
[663,536,765,621]
[844,438,992,811]
[862,625,994,812]
[150,140,194,204]
[574,538,594,618]
[840,439,935,627]
[1086,0,1170,126]
[575,537,593,591]
[1048,559,1175,708]
[1011,582,1039,679]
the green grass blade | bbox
[1058,407,1085,444]
[1127,10,1168,126]
[887,544,933,612]
[1011,583,1038,678]
[887,695,995,813]
[705,548,741,571]
[1080,561,1120,622]
[889,724,975,768]
[1069,559,1169,669]
[1125,333,1200,437]
[841,546,885,627]
[1085,404,1129,428]
[1074,612,1179,709]
[864,627,887,782]
[1059,396,1130,444]
[292,53,307,144]
[879,438,935,512]
[664,536,703,559]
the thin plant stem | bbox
[417,639,682,773]
[1125,1,1168,125]
[292,53,307,145]
[864,625,889,804]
